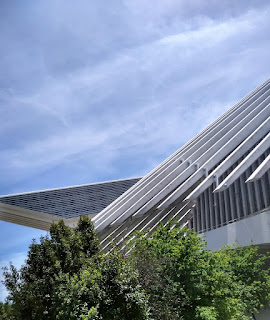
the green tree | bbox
[2,216,150,320]
[0,302,14,320]
[2,216,100,320]
[3,216,270,320]
[128,222,270,320]
[55,250,151,320]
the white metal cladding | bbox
[93,78,270,251]
[247,154,270,182]
[194,148,270,233]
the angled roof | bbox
[92,78,270,251]
[0,78,269,249]
[0,178,140,229]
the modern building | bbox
[0,78,270,318]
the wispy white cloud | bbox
[3,9,268,167]
[0,1,269,192]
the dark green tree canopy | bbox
[0,302,13,320]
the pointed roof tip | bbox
[0,176,142,198]
[0,177,142,220]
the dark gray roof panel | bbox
[0,178,141,219]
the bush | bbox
[128,223,270,320]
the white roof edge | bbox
[246,153,270,182]
[0,202,61,221]
[0,202,96,230]
[0,202,62,230]
[214,131,270,192]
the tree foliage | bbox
[0,302,13,320]
[2,216,149,320]
[128,223,270,320]
[3,216,100,319]
[55,250,150,320]
[2,217,270,320]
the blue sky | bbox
[1,0,270,301]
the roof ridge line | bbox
[0,177,142,198]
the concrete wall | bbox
[253,308,270,320]
[202,209,270,251]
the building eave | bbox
[0,202,61,231]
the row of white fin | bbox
[92,78,270,251]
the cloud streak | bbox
[1,3,269,194]
[0,0,270,301]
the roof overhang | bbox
[0,202,61,231]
